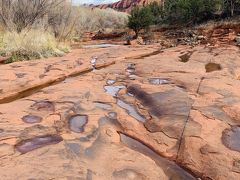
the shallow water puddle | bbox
[205,63,222,73]
[126,63,135,71]
[108,112,118,119]
[117,100,146,122]
[222,126,240,152]
[22,115,43,124]
[83,43,118,48]
[104,85,126,97]
[126,68,135,75]
[126,63,136,80]
[69,115,88,133]
[31,101,55,112]
[120,134,196,180]
[15,134,63,154]
[94,102,112,110]
[106,79,116,85]
[148,78,170,85]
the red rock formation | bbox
[95,0,162,12]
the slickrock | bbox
[0,43,240,179]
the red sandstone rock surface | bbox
[0,41,240,179]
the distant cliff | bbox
[94,0,162,12]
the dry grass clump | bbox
[0,29,69,63]
[0,1,128,63]
[195,17,240,31]
[75,7,128,38]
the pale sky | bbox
[73,0,119,5]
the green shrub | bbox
[163,0,216,24]
[148,2,164,24]
[128,6,154,38]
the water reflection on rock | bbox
[69,115,88,133]
[16,134,63,154]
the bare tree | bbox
[0,0,65,32]
[223,0,240,16]
[48,1,79,41]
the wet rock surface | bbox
[15,134,63,154]
[68,115,88,133]
[117,99,146,122]
[222,126,240,152]
[112,168,146,180]
[179,51,194,63]
[205,62,222,72]
[120,133,196,180]
[31,101,55,112]
[22,115,43,124]
[148,78,171,85]
[0,44,240,179]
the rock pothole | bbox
[21,115,43,124]
[205,63,222,73]
[15,134,63,154]
[179,51,194,63]
[31,101,55,112]
[222,126,240,152]
[68,115,88,133]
